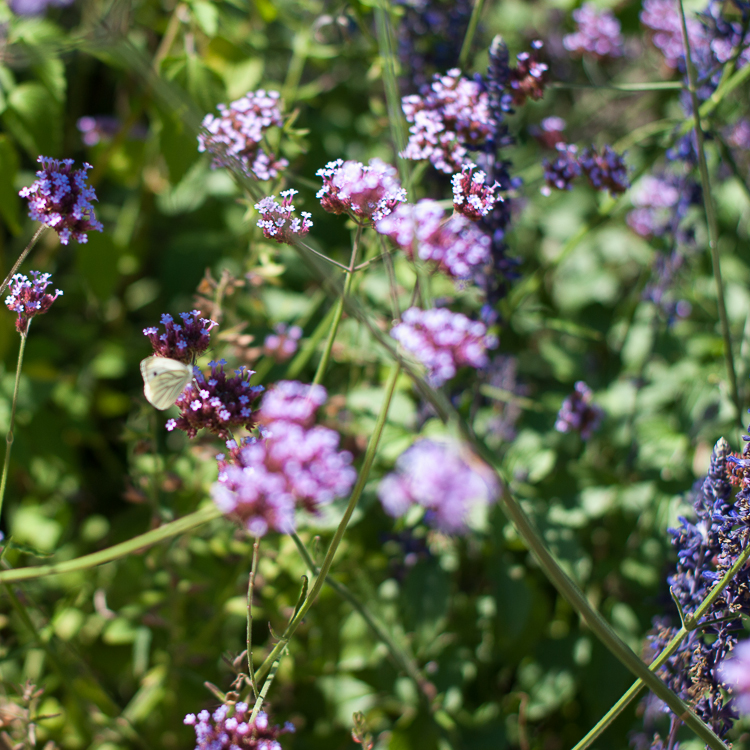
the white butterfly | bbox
[140,356,194,410]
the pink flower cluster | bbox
[640,0,704,68]
[263,323,303,362]
[563,3,625,60]
[316,158,407,223]
[198,90,288,180]
[626,175,680,237]
[451,163,501,220]
[5,271,63,335]
[166,360,263,440]
[401,69,496,174]
[376,200,491,281]
[19,157,103,245]
[390,307,497,386]
[143,311,217,364]
[255,189,312,244]
[378,439,498,534]
[184,704,294,750]
[211,381,356,537]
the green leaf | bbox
[2,81,62,157]
[191,0,219,36]
[0,135,21,234]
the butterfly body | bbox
[140,356,193,410]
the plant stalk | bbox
[246,536,261,699]
[0,226,47,299]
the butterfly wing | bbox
[140,356,193,410]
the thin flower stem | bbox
[298,241,351,272]
[290,532,434,710]
[0,504,222,584]
[312,226,362,386]
[253,361,402,685]
[246,536,261,699]
[250,654,283,724]
[0,226,47,299]
[573,527,750,749]
[550,81,685,92]
[458,0,486,69]
[0,332,28,523]
[677,0,741,425]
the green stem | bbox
[250,654,283,723]
[0,504,222,584]
[246,536,260,699]
[286,304,337,380]
[678,0,740,425]
[0,225,47,298]
[458,0,485,69]
[312,226,361,386]
[0,332,28,523]
[290,531,434,709]
[253,361,402,685]
[549,81,684,92]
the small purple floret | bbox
[4,271,63,335]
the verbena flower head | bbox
[542,143,581,194]
[563,3,625,59]
[184,704,294,750]
[255,189,312,244]
[718,640,750,715]
[143,310,218,364]
[390,307,497,386]
[166,361,263,440]
[4,271,62,335]
[451,163,501,220]
[19,157,103,245]
[315,158,407,223]
[640,0,705,69]
[530,116,567,150]
[508,41,548,106]
[401,69,496,174]
[579,145,629,196]
[376,200,492,281]
[198,90,288,180]
[555,381,603,440]
[211,381,356,535]
[378,439,498,534]
[263,323,303,363]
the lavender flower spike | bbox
[555,381,603,440]
[5,271,62,335]
[19,157,103,245]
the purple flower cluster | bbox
[401,69,496,174]
[8,0,72,15]
[376,200,491,281]
[198,91,288,180]
[316,158,407,223]
[19,157,103,245]
[77,116,147,147]
[263,323,302,362]
[727,118,750,150]
[627,172,701,242]
[579,146,629,196]
[508,41,549,107]
[641,0,705,69]
[166,361,262,440]
[451,163,501,220]
[719,640,750,714]
[554,382,603,440]
[184,704,293,750]
[143,311,217,364]
[211,381,356,536]
[529,117,567,150]
[390,307,497,387]
[4,271,63,335]
[563,3,625,60]
[378,439,498,534]
[542,144,581,194]
[255,189,312,244]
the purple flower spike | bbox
[579,145,629,196]
[5,271,63,335]
[555,381,603,440]
[19,157,103,245]
[451,163,501,221]
[376,200,491,281]
[316,158,407,223]
[143,310,217,364]
[390,307,497,387]
[183,703,293,750]
[378,439,498,534]
[198,90,288,180]
[563,3,625,60]
[719,640,750,715]
[167,361,263,439]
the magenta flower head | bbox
[375,200,491,281]
[19,157,103,245]
[5,271,62,335]
[563,3,625,60]
[198,90,288,180]
[555,381,604,440]
[378,439,498,534]
[255,189,312,244]
[390,307,497,387]
[316,158,407,223]
[184,704,294,750]
[166,360,263,440]
[451,163,501,221]
[263,323,303,362]
[719,640,750,714]
[143,310,218,364]
[211,381,356,536]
